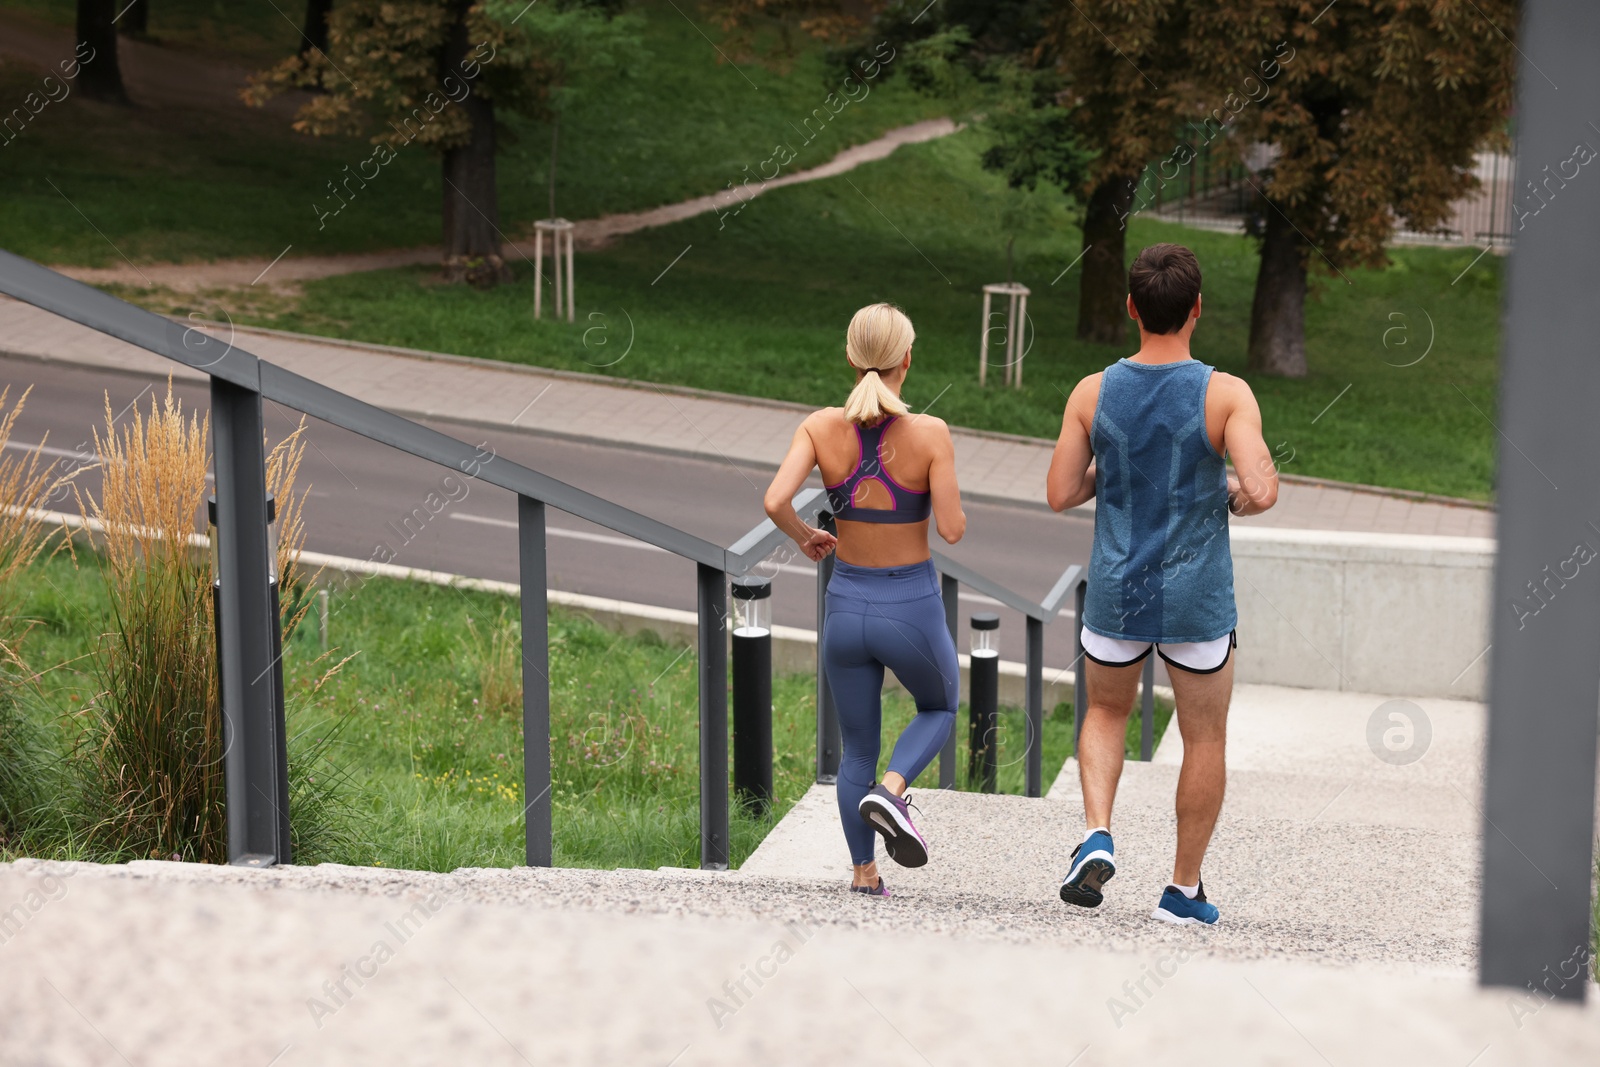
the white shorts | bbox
[1080,626,1236,675]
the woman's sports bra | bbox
[824,416,932,524]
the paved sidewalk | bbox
[0,297,1494,535]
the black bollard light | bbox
[731,576,774,815]
[968,612,1000,793]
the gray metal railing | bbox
[0,248,1096,870]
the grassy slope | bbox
[0,1,943,264]
[4,546,1094,871]
[263,132,1502,500]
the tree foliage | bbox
[1194,1,1515,268]
[244,0,640,285]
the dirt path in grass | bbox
[43,117,958,293]
[3,10,958,293]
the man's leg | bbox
[1078,657,1144,830]
[1166,656,1234,884]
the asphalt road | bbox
[1,355,1095,670]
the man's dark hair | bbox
[1128,244,1202,335]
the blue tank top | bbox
[1083,358,1236,644]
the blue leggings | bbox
[822,558,959,864]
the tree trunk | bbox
[76,0,130,104]
[1246,203,1309,377]
[439,4,509,288]
[1077,175,1135,345]
[299,0,332,56]
[119,0,148,37]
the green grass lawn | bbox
[242,131,1503,500]
[0,1,1504,500]
[0,544,1098,872]
[0,0,944,264]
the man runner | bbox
[1045,243,1278,925]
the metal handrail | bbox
[0,246,1103,868]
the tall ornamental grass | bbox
[0,388,64,844]
[76,385,312,862]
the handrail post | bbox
[1072,580,1088,755]
[518,495,553,866]
[814,513,839,784]
[698,563,730,869]
[1025,615,1044,796]
[938,571,958,789]
[212,377,290,866]
[1139,656,1155,762]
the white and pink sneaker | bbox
[858,784,928,868]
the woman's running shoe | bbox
[850,878,890,897]
[1150,880,1219,925]
[1059,830,1116,907]
[857,785,928,867]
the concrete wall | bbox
[1230,527,1495,700]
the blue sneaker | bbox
[1151,879,1219,925]
[1059,830,1116,908]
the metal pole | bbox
[211,376,289,866]
[938,571,958,789]
[698,563,730,869]
[731,577,773,816]
[1478,0,1600,1000]
[1073,581,1088,754]
[968,614,999,793]
[814,513,839,784]
[1025,615,1044,796]
[1140,655,1155,762]
[518,495,553,867]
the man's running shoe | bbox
[1151,880,1219,925]
[850,878,890,897]
[1059,830,1116,907]
[858,785,928,868]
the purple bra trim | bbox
[824,416,932,525]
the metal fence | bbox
[0,248,1137,872]
[1136,140,1520,250]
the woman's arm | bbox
[925,419,966,544]
[763,419,838,561]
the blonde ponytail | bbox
[843,303,914,425]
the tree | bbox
[245,0,639,288]
[738,0,1184,346]
[119,0,148,38]
[1188,1,1515,377]
[75,0,130,104]
[299,0,332,57]
[1021,1,1191,345]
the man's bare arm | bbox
[1046,375,1099,512]
[1221,377,1278,516]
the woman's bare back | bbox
[805,407,958,567]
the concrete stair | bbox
[3,683,1595,1064]
[739,683,1492,971]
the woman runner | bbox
[764,303,966,896]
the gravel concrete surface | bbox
[2,857,1595,1066]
